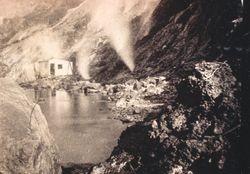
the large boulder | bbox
[0,78,60,174]
[83,61,240,174]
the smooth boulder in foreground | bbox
[0,78,60,174]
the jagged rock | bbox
[90,0,241,83]
[106,76,168,123]
[0,0,243,173]
[177,61,238,108]
[88,61,240,174]
[0,78,60,174]
[61,163,94,174]
[90,153,135,174]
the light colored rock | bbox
[0,78,60,174]
[90,153,134,174]
[170,165,183,174]
[152,120,158,129]
[172,113,187,131]
[195,61,236,100]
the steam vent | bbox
[0,0,249,173]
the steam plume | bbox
[1,0,160,81]
[84,0,135,71]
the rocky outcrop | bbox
[0,78,60,174]
[0,0,84,46]
[0,0,161,83]
[102,76,175,123]
[0,0,245,173]
[86,61,240,174]
[90,0,242,83]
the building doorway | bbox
[50,63,55,75]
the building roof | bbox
[38,58,72,63]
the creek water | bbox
[26,89,126,164]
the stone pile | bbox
[102,76,172,123]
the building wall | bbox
[49,59,73,76]
[37,59,73,78]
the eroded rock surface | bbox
[0,78,60,174]
[86,61,240,174]
[103,76,175,123]
[90,0,242,83]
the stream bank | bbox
[19,57,241,174]
[25,89,127,164]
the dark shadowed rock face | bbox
[0,78,60,174]
[87,61,240,174]
[70,1,243,173]
[90,0,242,83]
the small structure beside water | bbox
[37,58,73,77]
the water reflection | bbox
[26,89,126,163]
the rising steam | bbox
[75,0,160,78]
[2,29,64,82]
[74,35,96,79]
[1,0,160,81]
[85,0,135,71]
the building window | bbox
[58,64,63,69]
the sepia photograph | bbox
[0,0,249,173]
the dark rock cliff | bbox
[86,60,240,174]
[82,0,247,174]
[90,0,242,83]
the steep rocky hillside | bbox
[82,61,240,174]
[65,0,247,173]
[90,0,243,83]
[0,0,248,173]
[0,0,84,45]
[0,0,160,82]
